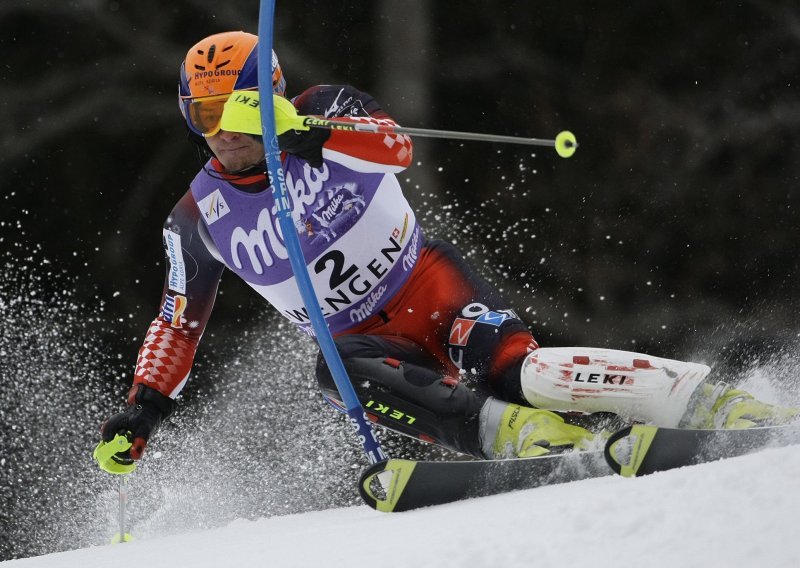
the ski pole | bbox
[93,433,136,543]
[269,76,577,158]
[292,116,578,157]
[111,475,134,544]
[259,0,386,464]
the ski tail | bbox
[605,423,800,477]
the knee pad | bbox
[520,347,711,427]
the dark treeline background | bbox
[4,0,800,362]
[2,0,800,560]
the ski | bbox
[604,423,800,477]
[358,450,609,512]
[359,423,800,512]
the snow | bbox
[5,444,800,568]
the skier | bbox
[96,31,797,472]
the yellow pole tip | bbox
[555,130,578,158]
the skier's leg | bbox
[510,346,799,429]
[438,297,599,458]
[316,335,596,459]
[415,240,601,457]
[511,347,711,427]
[315,239,595,458]
[315,334,488,457]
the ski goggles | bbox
[181,88,262,137]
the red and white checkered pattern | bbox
[382,132,412,163]
[133,318,198,397]
[327,117,412,168]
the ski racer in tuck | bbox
[96,31,798,472]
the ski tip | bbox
[358,459,417,513]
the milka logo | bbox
[318,193,344,222]
[349,285,388,323]
[230,164,330,274]
[401,227,420,271]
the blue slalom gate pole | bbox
[257,0,385,464]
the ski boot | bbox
[681,382,800,430]
[479,398,595,458]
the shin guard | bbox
[520,347,711,427]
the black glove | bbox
[100,384,176,460]
[278,127,331,168]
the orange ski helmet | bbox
[178,31,286,136]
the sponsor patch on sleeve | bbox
[448,318,476,347]
[161,294,188,328]
[163,229,186,294]
[476,311,510,326]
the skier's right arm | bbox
[99,190,225,464]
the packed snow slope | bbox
[5,444,799,568]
